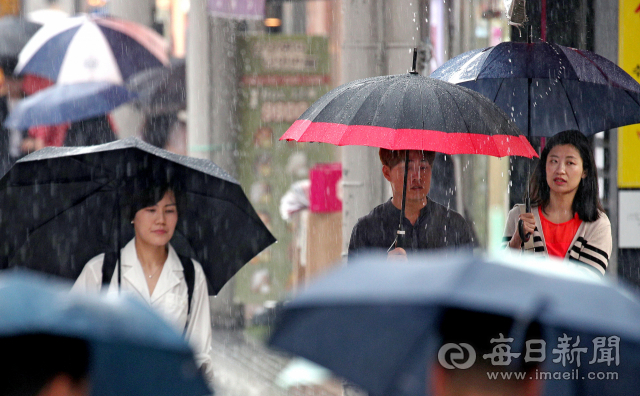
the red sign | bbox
[309,163,342,213]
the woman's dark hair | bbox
[125,181,184,222]
[529,130,603,222]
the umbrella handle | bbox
[518,220,531,242]
[518,196,532,242]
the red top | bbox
[539,206,582,258]
[28,123,71,147]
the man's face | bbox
[383,151,432,202]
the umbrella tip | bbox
[410,47,418,75]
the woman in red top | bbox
[503,130,612,275]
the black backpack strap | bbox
[178,254,195,332]
[102,252,118,289]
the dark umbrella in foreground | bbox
[0,270,210,396]
[3,81,137,130]
[128,58,186,115]
[281,52,537,248]
[0,16,41,73]
[269,253,640,396]
[0,137,276,294]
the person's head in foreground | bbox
[529,129,602,222]
[0,334,90,396]
[379,149,436,205]
[431,309,542,396]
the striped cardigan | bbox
[502,204,612,275]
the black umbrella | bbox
[431,41,640,240]
[0,16,41,73]
[0,137,276,295]
[269,253,640,396]
[281,50,537,248]
[430,41,640,137]
[127,58,186,115]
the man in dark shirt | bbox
[348,149,474,261]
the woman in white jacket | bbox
[72,184,214,382]
[503,130,612,275]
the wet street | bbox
[211,329,342,396]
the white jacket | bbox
[72,238,214,383]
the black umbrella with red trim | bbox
[281,50,537,248]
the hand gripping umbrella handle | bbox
[518,197,532,243]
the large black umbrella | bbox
[0,16,41,73]
[269,253,640,396]
[431,41,640,240]
[0,137,276,295]
[281,51,537,248]
[430,41,640,137]
[127,58,186,115]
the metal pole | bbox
[187,0,211,160]
[341,0,386,257]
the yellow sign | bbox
[619,0,640,187]
[0,0,19,16]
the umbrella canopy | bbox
[281,73,537,158]
[0,16,41,73]
[15,14,169,85]
[0,137,276,295]
[280,69,537,248]
[430,41,640,137]
[127,58,186,115]
[0,270,211,396]
[3,81,137,129]
[269,253,640,396]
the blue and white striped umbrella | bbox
[15,14,169,85]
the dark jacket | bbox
[348,198,474,260]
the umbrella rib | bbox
[440,86,480,153]
[557,79,582,131]
[336,79,393,146]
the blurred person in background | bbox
[64,115,118,147]
[0,70,26,175]
[141,113,178,150]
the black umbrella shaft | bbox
[411,47,418,74]
[527,76,532,213]
[397,151,410,249]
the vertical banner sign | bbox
[235,36,334,309]
[618,0,640,188]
